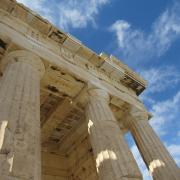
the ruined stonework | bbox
[0,0,179,180]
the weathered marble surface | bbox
[0,0,179,179]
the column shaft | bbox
[86,89,142,180]
[126,109,180,180]
[0,50,44,180]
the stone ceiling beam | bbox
[41,85,87,143]
[41,98,74,143]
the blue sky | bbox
[17,0,180,179]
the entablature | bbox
[0,8,148,113]
[0,0,147,96]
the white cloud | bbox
[110,20,131,48]
[138,66,180,109]
[150,91,180,135]
[139,66,180,104]
[17,0,54,22]
[167,144,180,166]
[17,0,43,9]
[57,0,109,30]
[141,66,180,94]
[110,2,180,64]
[17,0,109,30]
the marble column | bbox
[126,107,180,180]
[86,88,142,180]
[0,50,45,179]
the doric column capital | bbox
[87,88,110,102]
[129,106,149,121]
[1,50,45,78]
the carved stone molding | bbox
[1,50,45,78]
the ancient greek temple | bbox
[0,0,179,180]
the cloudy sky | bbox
[17,0,180,179]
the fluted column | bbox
[86,88,142,180]
[0,50,45,179]
[125,107,180,180]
